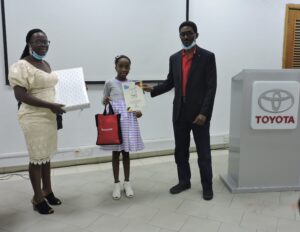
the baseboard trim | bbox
[0,134,228,173]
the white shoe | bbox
[112,182,121,200]
[124,181,134,198]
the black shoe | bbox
[32,199,54,215]
[169,182,191,194]
[44,192,62,205]
[202,188,213,201]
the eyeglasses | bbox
[30,40,51,46]
[179,31,195,37]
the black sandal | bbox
[44,192,62,205]
[32,199,54,215]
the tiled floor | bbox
[0,149,299,232]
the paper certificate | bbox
[122,81,145,111]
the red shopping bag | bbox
[95,103,122,145]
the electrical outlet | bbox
[74,148,93,157]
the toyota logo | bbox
[258,89,294,113]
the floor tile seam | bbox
[74,211,106,230]
[207,214,245,228]
[86,213,128,231]
[152,209,190,231]
[258,208,298,221]
[177,207,211,221]
[128,218,164,231]
[216,222,224,232]
[180,214,220,231]
[177,213,191,232]
[243,206,296,222]
[120,222,161,232]
[145,208,162,225]
[274,217,280,232]
[119,205,160,223]
[114,218,130,232]
[240,211,279,231]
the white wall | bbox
[190,0,298,135]
[1,0,294,166]
[0,4,177,166]
[4,0,185,82]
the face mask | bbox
[29,45,47,61]
[182,40,196,50]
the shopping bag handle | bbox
[103,102,115,115]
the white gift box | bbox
[54,67,90,111]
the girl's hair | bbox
[20,28,45,59]
[114,55,131,65]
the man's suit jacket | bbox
[151,45,217,122]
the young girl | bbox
[102,55,144,199]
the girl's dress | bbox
[9,60,58,164]
[101,78,144,152]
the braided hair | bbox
[20,28,45,59]
[114,55,131,66]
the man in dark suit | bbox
[143,21,217,200]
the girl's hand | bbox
[50,103,66,114]
[133,111,142,118]
[103,96,112,105]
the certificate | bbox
[54,67,90,111]
[122,81,145,111]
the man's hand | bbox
[141,84,154,92]
[103,96,112,105]
[133,111,142,118]
[193,113,207,126]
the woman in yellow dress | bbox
[9,29,65,214]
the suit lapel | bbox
[188,46,201,81]
[174,51,182,95]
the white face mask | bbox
[29,45,47,61]
[182,40,196,50]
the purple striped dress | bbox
[100,79,144,152]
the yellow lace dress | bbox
[9,60,58,164]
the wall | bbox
[189,0,299,135]
[4,0,185,82]
[2,0,293,168]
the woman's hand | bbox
[133,111,142,118]
[50,103,66,114]
[103,96,112,105]
[13,86,66,114]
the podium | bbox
[220,70,300,193]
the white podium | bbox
[221,70,300,193]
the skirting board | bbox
[220,174,300,193]
[0,134,229,173]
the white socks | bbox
[112,181,134,199]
